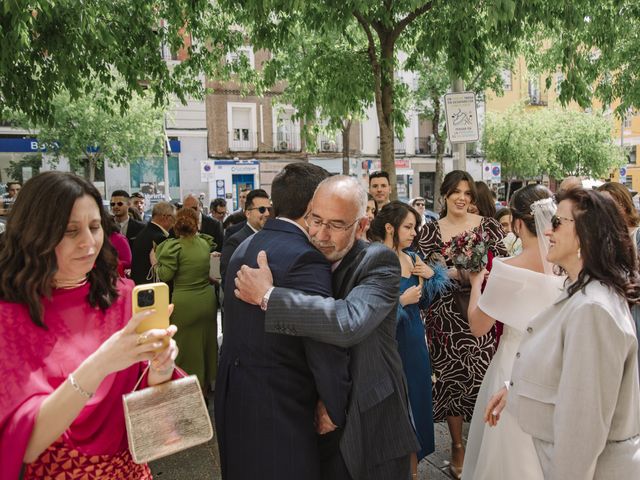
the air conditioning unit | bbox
[321,141,332,152]
[279,140,289,150]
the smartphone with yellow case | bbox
[132,282,170,348]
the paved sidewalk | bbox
[150,403,469,480]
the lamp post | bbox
[162,114,171,200]
[452,77,467,171]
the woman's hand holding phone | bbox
[148,319,180,386]
[88,306,176,380]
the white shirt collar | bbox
[276,216,310,240]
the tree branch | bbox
[353,11,380,76]
[392,1,433,41]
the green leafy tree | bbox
[224,0,604,199]
[409,49,509,208]
[0,0,242,122]
[483,106,623,198]
[524,1,640,115]
[262,22,374,174]
[6,82,165,182]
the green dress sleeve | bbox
[155,238,181,282]
[198,233,215,251]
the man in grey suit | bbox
[234,175,419,480]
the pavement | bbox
[150,316,469,479]
[150,401,469,480]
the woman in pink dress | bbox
[0,172,179,479]
[105,214,133,277]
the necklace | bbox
[53,275,89,289]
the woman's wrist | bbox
[72,354,107,397]
[151,361,175,376]
[148,361,175,385]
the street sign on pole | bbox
[620,166,627,184]
[444,92,479,144]
[491,163,502,184]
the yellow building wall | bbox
[484,55,640,185]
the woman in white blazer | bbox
[486,188,640,480]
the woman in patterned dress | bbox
[415,170,507,479]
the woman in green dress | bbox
[155,207,217,393]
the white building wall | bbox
[360,105,379,156]
[167,99,207,130]
[177,133,208,199]
[103,97,209,201]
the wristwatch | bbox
[260,287,275,311]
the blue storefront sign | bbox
[0,138,181,153]
[0,138,44,153]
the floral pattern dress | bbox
[415,216,507,422]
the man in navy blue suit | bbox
[215,162,351,480]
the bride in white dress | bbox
[461,185,564,480]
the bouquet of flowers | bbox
[442,228,491,272]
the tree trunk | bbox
[378,37,397,200]
[342,119,352,175]
[354,5,435,200]
[358,14,398,200]
[88,155,96,183]
[432,94,445,213]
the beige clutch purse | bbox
[123,368,213,464]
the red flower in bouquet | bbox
[441,228,491,272]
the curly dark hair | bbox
[369,201,421,248]
[0,172,119,327]
[557,188,640,303]
[174,207,199,237]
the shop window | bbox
[130,156,180,199]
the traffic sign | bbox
[620,167,627,184]
[491,163,501,184]
[444,92,480,143]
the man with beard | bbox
[215,163,350,480]
[234,175,418,480]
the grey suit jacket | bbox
[266,240,419,480]
[509,280,640,480]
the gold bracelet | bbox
[68,373,94,399]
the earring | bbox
[577,248,581,260]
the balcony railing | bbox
[273,130,301,152]
[317,134,343,153]
[228,130,258,152]
[377,136,406,154]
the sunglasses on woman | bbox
[551,214,575,231]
